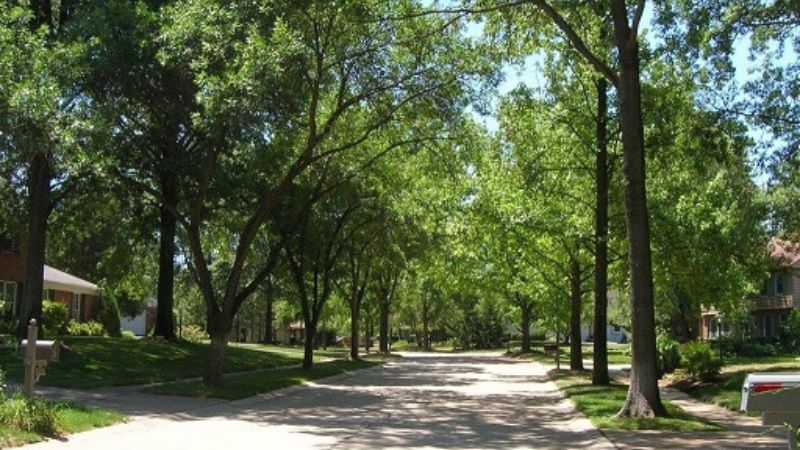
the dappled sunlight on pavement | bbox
[20,352,614,449]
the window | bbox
[764,314,785,338]
[0,281,17,316]
[776,272,788,294]
[71,294,81,321]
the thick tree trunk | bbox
[17,153,51,339]
[203,330,229,386]
[611,2,666,417]
[350,304,360,360]
[520,297,532,353]
[379,298,389,353]
[303,319,317,369]
[593,77,610,386]
[569,260,584,371]
[155,171,177,340]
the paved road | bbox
[21,353,613,450]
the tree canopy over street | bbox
[1,0,794,421]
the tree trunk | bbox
[611,2,666,417]
[520,297,532,353]
[422,305,431,351]
[303,319,317,369]
[17,152,51,339]
[569,259,584,371]
[379,298,389,353]
[203,330,229,386]
[593,76,610,386]
[265,297,273,343]
[350,303,360,360]
[155,170,177,340]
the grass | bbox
[514,342,631,366]
[0,400,124,448]
[673,355,800,413]
[0,337,307,388]
[144,359,380,400]
[551,370,722,432]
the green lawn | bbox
[673,355,800,412]
[144,359,379,400]
[514,343,631,366]
[0,337,306,388]
[0,401,124,448]
[551,370,721,432]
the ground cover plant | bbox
[0,396,124,448]
[551,370,721,431]
[0,337,304,388]
[145,359,379,400]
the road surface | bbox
[21,352,614,450]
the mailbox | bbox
[741,373,800,450]
[19,339,60,362]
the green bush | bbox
[96,297,121,337]
[0,394,60,434]
[656,333,681,376]
[42,301,69,336]
[681,340,722,382]
[778,309,800,352]
[120,330,136,340]
[179,324,208,343]
[732,341,779,357]
[67,320,107,337]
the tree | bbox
[0,1,85,338]
[472,0,665,416]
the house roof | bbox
[43,265,99,296]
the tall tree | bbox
[0,1,84,338]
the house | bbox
[274,320,306,345]
[0,237,102,323]
[699,237,799,340]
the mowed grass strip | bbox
[0,401,124,448]
[0,337,303,388]
[674,356,800,412]
[144,359,379,400]
[551,370,722,432]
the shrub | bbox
[681,340,722,382]
[0,394,60,435]
[96,297,121,337]
[67,320,106,337]
[778,309,800,352]
[656,333,681,376]
[42,301,69,336]
[732,341,779,357]
[179,324,208,343]
[120,330,136,340]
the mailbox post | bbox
[741,373,800,450]
[19,319,59,399]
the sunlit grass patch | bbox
[551,370,721,432]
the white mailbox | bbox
[741,373,800,450]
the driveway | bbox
[21,352,614,450]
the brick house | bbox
[0,238,102,324]
[699,237,799,340]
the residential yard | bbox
[0,399,124,448]
[551,370,721,432]
[515,342,631,366]
[144,359,380,400]
[0,337,311,388]
[670,354,800,412]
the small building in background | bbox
[1,236,103,323]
